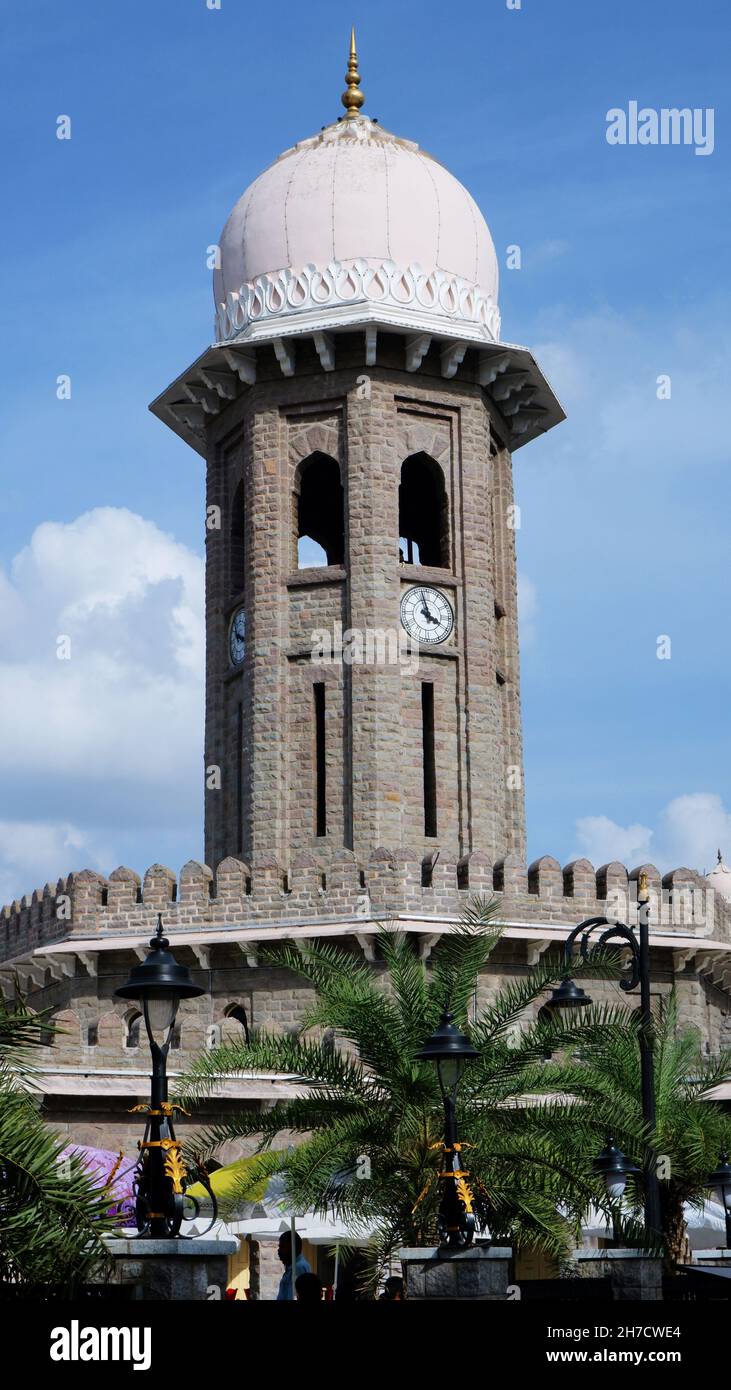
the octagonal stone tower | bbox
[150,35,564,875]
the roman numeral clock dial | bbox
[229,607,246,667]
[400,585,454,645]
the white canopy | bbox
[185,1198,728,1250]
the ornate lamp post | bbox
[706,1152,731,1248]
[546,871,662,1240]
[414,1005,480,1249]
[116,916,215,1237]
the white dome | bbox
[707,852,731,903]
[213,116,501,346]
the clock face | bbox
[229,607,246,667]
[400,586,454,645]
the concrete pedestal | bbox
[691,1248,731,1269]
[100,1237,239,1300]
[399,1245,511,1300]
[573,1249,663,1300]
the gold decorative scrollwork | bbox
[455,1175,475,1215]
[163,1143,187,1195]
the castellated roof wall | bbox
[1,850,728,963]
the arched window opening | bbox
[225,1002,250,1044]
[230,479,246,597]
[124,1009,142,1050]
[295,453,344,568]
[398,453,449,568]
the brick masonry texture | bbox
[203,335,527,871]
[4,855,730,1116]
[3,855,729,950]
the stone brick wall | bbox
[490,444,525,854]
[202,332,526,871]
[3,865,727,1167]
[3,856,728,959]
[4,853,728,1122]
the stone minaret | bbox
[150,36,564,876]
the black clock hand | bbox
[419,590,438,623]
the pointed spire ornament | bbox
[341,27,365,118]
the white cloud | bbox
[656,794,731,873]
[0,820,113,908]
[533,304,731,474]
[575,815,653,868]
[574,793,731,874]
[0,508,204,903]
[531,238,570,268]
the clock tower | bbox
[150,35,564,877]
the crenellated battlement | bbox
[1,850,728,965]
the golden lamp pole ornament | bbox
[116,917,218,1237]
[341,27,365,117]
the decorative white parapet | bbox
[215,258,502,346]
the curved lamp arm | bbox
[562,915,641,993]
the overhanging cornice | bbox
[149,328,565,458]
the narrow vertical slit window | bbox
[230,479,246,598]
[422,682,437,837]
[314,682,327,836]
[236,700,244,855]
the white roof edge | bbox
[30,918,731,957]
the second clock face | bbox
[229,607,246,667]
[400,586,454,645]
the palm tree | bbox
[541,991,731,1268]
[0,993,117,1290]
[179,901,631,1281]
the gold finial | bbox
[341,27,365,118]
[638,870,649,901]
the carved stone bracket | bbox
[354,932,377,962]
[273,339,296,377]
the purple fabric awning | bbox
[59,1144,138,1220]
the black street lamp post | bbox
[706,1153,731,1249]
[116,916,213,1238]
[546,871,662,1241]
[414,1005,480,1250]
[593,1135,641,1245]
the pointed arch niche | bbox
[293,452,345,569]
[398,452,450,568]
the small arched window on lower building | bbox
[225,1002,250,1044]
[399,453,449,567]
[124,1008,142,1050]
[294,452,345,568]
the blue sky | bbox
[0,0,729,900]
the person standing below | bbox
[276,1231,311,1301]
[295,1272,323,1303]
